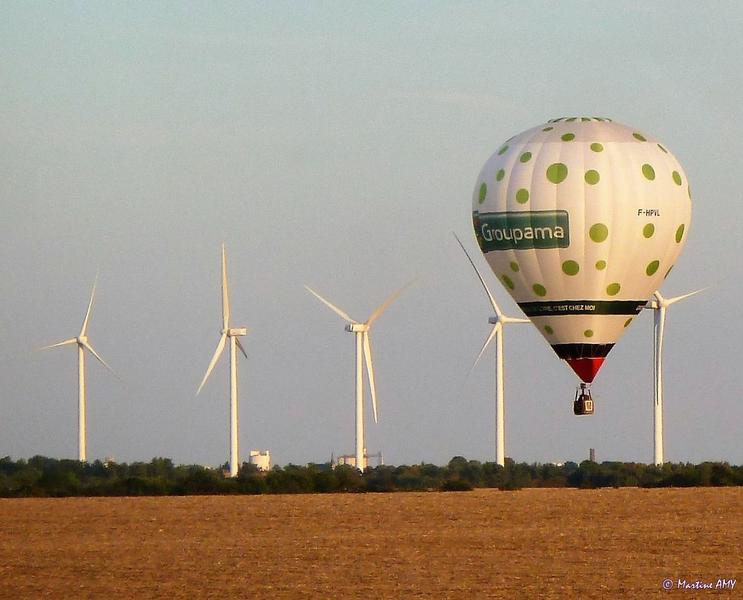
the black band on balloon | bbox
[518,300,646,317]
[551,344,615,359]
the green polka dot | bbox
[546,163,568,184]
[584,170,600,185]
[675,224,685,243]
[515,188,529,204]
[496,169,505,181]
[633,132,647,141]
[519,152,532,163]
[606,283,621,296]
[478,183,487,204]
[532,284,547,297]
[646,260,660,276]
[561,133,575,141]
[595,260,606,271]
[589,223,609,243]
[642,164,656,180]
[657,143,668,153]
[542,127,554,131]
[562,260,580,276]
[544,325,554,335]
[581,117,591,122]
[497,145,509,155]
[584,329,594,338]
[643,223,655,238]
[624,318,633,328]
[672,171,682,185]
[565,117,577,122]
[509,261,519,272]
[590,143,604,152]
[501,275,515,290]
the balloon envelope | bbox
[472,117,692,382]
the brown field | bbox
[1,488,741,599]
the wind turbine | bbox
[454,233,529,467]
[197,244,248,478]
[305,282,410,471]
[40,276,115,462]
[644,288,704,466]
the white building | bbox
[249,450,271,472]
[334,453,366,470]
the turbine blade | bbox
[80,275,98,336]
[502,316,530,324]
[39,338,78,351]
[81,340,116,376]
[235,337,248,359]
[667,288,706,306]
[305,285,356,323]
[362,332,378,424]
[469,324,500,376]
[197,333,227,395]
[221,243,230,330]
[367,279,414,326]
[657,308,667,362]
[453,232,502,317]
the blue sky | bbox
[2,2,741,466]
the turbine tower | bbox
[305,282,409,471]
[644,288,703,466]
[455,234,529,467]
[197,244,248,478]
[40,277,115,462]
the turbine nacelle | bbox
[226,328,248,337]
[346,323,369,333]
[645,288,704,312]
[77,336,88,345]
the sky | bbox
[2,2,742,468]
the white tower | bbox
[305,283,410,471]
[197,244,248,478]
[455,234,529,467]
[41,277,116,462]
[644,288,703,465]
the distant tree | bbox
[440,479,473,491]
[0,456,741,496]
[364,466,395,492]
[334,464,365,492]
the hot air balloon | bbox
[472,117,691,414]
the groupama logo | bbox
[474,210,570,251]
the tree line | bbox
[1,455,741,497]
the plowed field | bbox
[1,488,740,598]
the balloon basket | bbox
[573,383,594,416]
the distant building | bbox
[331,449,383,470]
[249,450,271,471]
